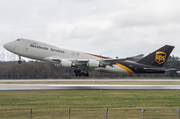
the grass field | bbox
[0,90,180,119]
[0,79,180,119]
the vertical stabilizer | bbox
[137,45,174,67]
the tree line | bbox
[0,55,179,79]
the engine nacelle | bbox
[60,59,72,67]
[87,59,100,68]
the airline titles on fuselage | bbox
[30,44,65,53]
[50,48,65,53]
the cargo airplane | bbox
[3,38,174,77]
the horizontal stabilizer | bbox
[144,67,176,72]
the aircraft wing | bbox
[44,54,144,67]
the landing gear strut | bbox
[18,56,22,64]
[74,69,89,77]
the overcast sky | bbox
[0,0,180,60]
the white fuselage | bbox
[3,39,131,74]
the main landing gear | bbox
[74,69,89,77]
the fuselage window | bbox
[16,39,20,41]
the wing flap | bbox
[101,54,144,65]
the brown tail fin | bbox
[137,45,174,67]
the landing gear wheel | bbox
[78,73,82,76]
[74,69,89,77]
[85,73,89,77]
[18,60,21,64]
[85,71,89,77]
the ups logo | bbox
[155,51,166,64]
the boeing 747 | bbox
[3,38,174,77]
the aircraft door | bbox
[25,47,28,52]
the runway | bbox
[1,79,180,82]
[0,84,180,91]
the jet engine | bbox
[87,59,104,68]
[60,59,72,67]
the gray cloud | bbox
[0,0,180,59]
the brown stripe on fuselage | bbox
[116,62,135,74]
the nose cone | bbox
[3,42,16,52]
[3,43,9,50]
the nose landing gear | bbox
[18,56,22,64]
[74,69,89,77]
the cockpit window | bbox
[16,39,20,41]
